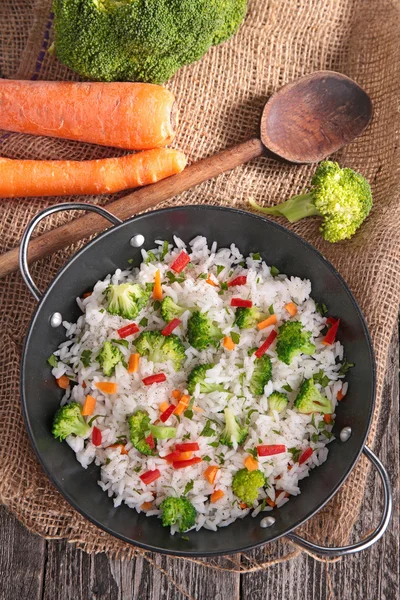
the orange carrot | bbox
[83,292,92,299]
[82,382,87,389]
[173,394,190,416]
[141,501,153,511]
[159,401,169,413]
[81,394,96,416]
[56,375,70,389]
[204,465,219,484]
[0,149,186,198]
[223,336,235,350]
[210,490,225,503]
[95,382,118,394]
[0,80,177,149]
[153,269,163,300]
[171,390,182,400]
[337,390,345,401]
[244,455,259,471]
[239,502,248,509]
[257,314,277,330]
[206,274,218,287]
[285,302,298,316]
[266,497,276,508]
[107,444,129,455]
[323,413,333,423]
[127,353,140,374]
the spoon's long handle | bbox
[0,137,263,279]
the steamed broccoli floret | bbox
[105,283,150,319]
[234,306,265,329]
[232,468,265,505]
[276,320,316,365]
[187,311,223,350]
[160,296,186,323]
[294,379,333,414]
[220,407,248,448]
[187,364,227,395]
[97,341,123,376]
[52,402,90,441]
[127,410,154,455]
[52,0,247,84]
[249,355,272,395]
[267,391,289,415]
[250,161,372,243]
[135,330,186,371]
[160,496,197,532]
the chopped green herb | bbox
[153,300,161,310]
[322,430,333,439]
[200,420,216,437]
[47,354,58,368]
[145,251,157,264]
[127,258,134,264]
[105,458,111,465]
[80,349,92,367]
[133,465,141,472]
[270,265,280,277]
[289,447,301,462]
[318,421,326,429]
[220,282,228,291]
[339,358,355,375]
[313,370,330,387]
[99,308,105,314]
[183,480,194,495]
[315,302,328,316]
[145,282,154,293]
[311,413,317,430]
[311,433,319,443]
[198,273,208,279]
[184,409,193,420]
[161,240,169,259]
[139,317,148,327]
[256,277,260,283]
[272,429,280,435]
[112,338,129,348]
[239,261,246,267]
[216,453,225,465]
[216,265,224,275]
[202,455,212,462]
[115,435,127,444]
[88,414,104,427]
[182,432,191,441]
[208,441,219,448]
[229,270,234,277]
[166,270,185,284]
[231,332,240,344]
[245,447,258,459]
[252,252,261,260]
[282,383,292,392]
[258,437,262,444]
[181,536,190,541]
[268,304,274,315]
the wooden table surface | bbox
[0,328,398,600]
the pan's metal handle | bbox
[286,446,392,557]
[20,202,123,302]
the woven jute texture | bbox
[0,0,399,571]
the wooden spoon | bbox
[0,70,372,279]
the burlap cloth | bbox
[0,0,399,574]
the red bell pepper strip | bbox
[92,426,102,447]
[254,329,277,358]
[161,318,182,336]
[145,433,155,449]
[322,318,340,345]
[172,457,202,469]
[230,298,253,308]
[163,451,192,462]
[228,275,247,287]
[117,322,139,338]
[299,447,313,465]
[326,316,336,326]
[142,373,167,386]
[175,442,200,452]
[170,251,191,273]
[140,469,161,484]
[159,403,176,422]
[257,444,286,457]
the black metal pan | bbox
[19,203,392,557]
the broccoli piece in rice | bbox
[249,354,272,396]
[220,407,248,448]
[187,364,227,395]
[135,330,186,371]
[294,379,333,414]
[233,306,265,329]
[232,468,265,505]
[97,341,123,376]
[160,496,197,532]
[127,410,154,455]
[105,283,150,319]
[187,311,223,350]
[276,320,316,365]
[160,296,187,323]
[267,391,289,415]
[52,402,90,441]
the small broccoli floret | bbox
[187,311,223,350]
[220,407,248,448]
[105,283,150,319]
[232,468,265,505]
[160,496,197,532]
[96,341,123,376]
[267,391,289,415]
[276,321,316,365]
[127,410,154,455]
[187,364,227,395]
[250,161,373,243]
[52,402,90,441]
[249,355,272,395]
[160,296,187,322]
[294,379,333,414]
[233,306,265,329]
[134,330,186,371]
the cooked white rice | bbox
[52,236,348,534]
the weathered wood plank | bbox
[0,506,45,600]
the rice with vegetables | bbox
[50,236,350,534]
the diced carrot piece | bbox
[82,381,87,389]
[127,353,140,374]
[204,465,219,484]
[285,302,298,316]
[159,401,169,413]
[323,413,332,423]
[206,274,218,287]
[239,502,248,509]
[56,375,70,389]
[244,455,259,471]
[266,497,276,508]
[83,292,92,298]
[171,389,182,400]
[107,443,129,455]
[81,394,96,416]
[257,314,277,330]
[153,269,163,300]
[223,336,235,350]
[337,389,345,401]
[210,489,225,503]
[141,501,153,511]
[173,394,190,415]
[94,381,118,394]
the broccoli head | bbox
[294,379,333,414]
[234,306,265,329]
[135,330,186,371]
[160,496,197,532]
[220,407,248,448]
[232,468,265,505]
[276,320,316,365]
[267,391,289,415]
[52,401,90,441]
[250,161,372,243]
[187,311,223,350]
[105,283,150,319]
[52,0,247,84]
[187,364,227,395]
[160,296,186,323]
[97,341,123,376]
[249,354,272,396]
[127,410,155,455]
